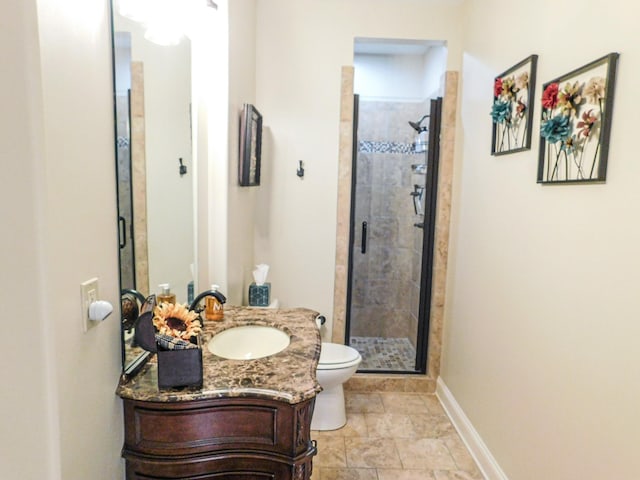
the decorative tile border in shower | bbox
[359,140,422,155]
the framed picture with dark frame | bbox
[537,52,619,184]
[239,103,262,186]
[491,54,538,155]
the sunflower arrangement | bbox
[152,302,202,341]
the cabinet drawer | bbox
[132,404,277,451]
[126,444,316,480]
[123,397,312,457]
[125,452,314,480]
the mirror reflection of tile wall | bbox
[130,62,149,296]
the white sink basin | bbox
[207,325,290,360]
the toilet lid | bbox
[319,342,361,365]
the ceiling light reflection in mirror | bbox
[117,0,218,46]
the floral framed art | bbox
[491,55,538,155]
[537,53,619,184]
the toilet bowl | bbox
[311,342,362,431]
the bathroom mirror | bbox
[111,1,196,374]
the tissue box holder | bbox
[249,282,271,306]
[157,348,202,390]
[134,311,203,389]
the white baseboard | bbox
[436,377,509,480]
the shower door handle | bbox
[118,216,126,249]
[361,221,368,254]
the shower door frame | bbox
[344,94,360,362]
[414,97,442,372]
[344,96,442,375]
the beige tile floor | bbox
[310,392,484,480]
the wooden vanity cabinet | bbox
[122,396,316,479]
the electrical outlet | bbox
[81,277,99,333]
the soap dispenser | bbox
[157,283,176,305]
[205,284,224,321]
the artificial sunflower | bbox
[153,302,202,340]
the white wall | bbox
[422,45,448,100]
[226,0,258,304]
[1,1,54,477]
[254,0,465,334]
[0,0,124,478]
[38,0,125,476]
[441,1,640,478]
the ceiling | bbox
[354,37,446,55]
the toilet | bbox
[311,342,362,431]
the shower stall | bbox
[345,96,442,373]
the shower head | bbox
[409,114,429,132]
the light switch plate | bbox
[81,277,99,333]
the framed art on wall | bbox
[491,54,538,155]
[239,103,262,187]
[537,53,619,184]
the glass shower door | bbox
[346,96,442,373]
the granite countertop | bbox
[116,306,322,404]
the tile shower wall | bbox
[350,100,429,347]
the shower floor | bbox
[349,336,417,371]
